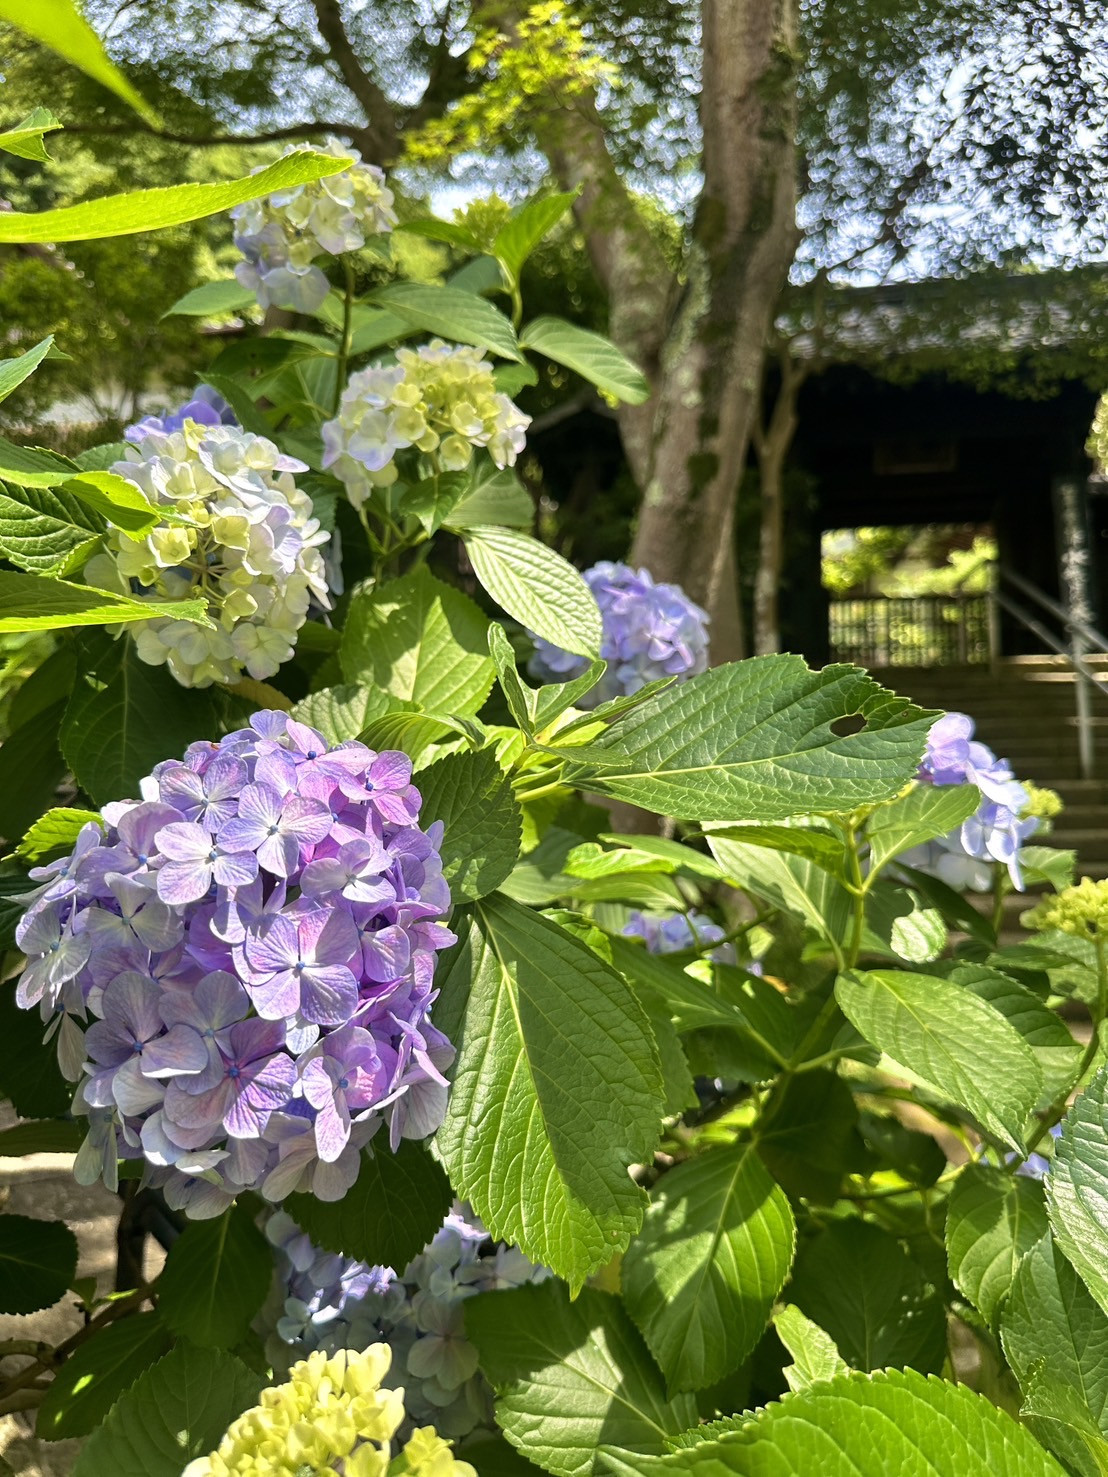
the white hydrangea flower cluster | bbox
[231,139,398,312]
[322,341,531,507]
[87,423,330,688]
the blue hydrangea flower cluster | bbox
[231,140,398,312]
[14,712,456,1218]
[904,711,1039,890]
[623,909,736,963]
[528,562,710,707]
[263,1204,548,1440]
[125,384,237,442]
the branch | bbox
[308,0,400,161]
[62,120,366,148]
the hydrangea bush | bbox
[2,101,1107,1477]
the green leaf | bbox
[0,1214,78,1313]
[519,316,650,404]
[774,1305,850,1392]
[0,571,210,633]
[560,658,936,823]
[707,838,852,950]
[857,1111,946,1187]
[1002,1235,1108,1440]
[0,482,103,574]
[488,622,604,737]
[494,361,540,397]
[289,683,400,744]
[285,1141,451,1270]
[157,1204,271,1348]
[71,1343,263,1477]
[866,783,981,874]
[1022,844,1077,893]
[622,1144,795,1394]
[600,1367,1066,1476]
[0,0,158,125]
[59,471,165,538]
[463,525,602,659]
[787,1219,947,1374]
[1020,1366,1108,1477]
[369,283,523,361]
[399,471,472,536]
[0,981,71,1117]
[952,963,1081,1101]
[74,442,131,472]
[0,700,68,846]
[1046,1064,1108,1319]
[494,193,577,281]
[416,748,522,903]
[16,807,102,861]
[60,634,236,804]
[398,216,483,250]
[0,108,62,163]
[946,1164,1048,1326]
[162,278,257,318]
[0,150,349,245]
[0,437,80,488]
[0,336,55,401]
[435,895,662,1289]
[756,1069,867,1204]
[341,568,494,715]
[445,462,534,530]
[0,1120,84,1155]
[36,1312,172,1440]
[465,1282,698,1477]
[705,823,847,880]
[835,968,1043,1151]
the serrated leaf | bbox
[708,837,852,948]
[0,1214,78,1313]
[705,823,847,879]
[775,1305,850,1392]
[463,525,602,659]
[465,1282,697,1477]
[494,194,577,281]
[0,570,210,633]
[866,782,981,874]
[835,968,1043,1151]
[601,1367,1066,1476]
[519,316,650,404]
[59,471,165,537]
[952,963,1081,1100]
[163,278,257,318]
[0,438,80,489]
[157,1204,271,1348]
[446,462,534,529]
[946,1164,1048,1326]
[289,684,402,744]
[1047,1065,1108,1319]
[622,1144,795,1394]
[434,895,662,1289]
[1020,1366,1108,1477]
[341,568,494,715]
[788,1219,947,1374]
[285,1141,451,1271]
[0,109,62,163]
[561,657,936,823]
[0,480,104,574]
[0,151,348,245]
[16,807,102,861]
[36,1312,172,1440]
[0,335,55,400]
[0,2,157,125]
[416,748,522,902]
[369,282,522,360]
[71,1343,263,1477]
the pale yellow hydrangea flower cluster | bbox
[1025,876,1108,939]
[1020,780,1064,830]
[322,340,530,507]
[183,1346,476,1477]
[87,423,330,688]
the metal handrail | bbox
[998,566,1108,656]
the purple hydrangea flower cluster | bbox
[528,562,709,708]
[906,711,1038,890]
[14,711,456,1218]
[263,1204,548,1440]
[124,384,237,442]
[623,909,736,964]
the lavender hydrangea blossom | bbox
[902,711,1039,890]
[263,1204,548,1440]
[623,909,736,964]
[528,562,709,708]
[124,384,237,442]
[13,712,456,1217]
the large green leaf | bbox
[756,1069,867,1203]
[446,462,534,530]
[835,968,1043,1151]
[17,807,102,861]
[0,151,348,245]
[787,1219,947,1374]
[946,1163,1048,1326]
[622,1144,795,1394]
[1020,1367,1108,1477]
[0,1214,78,1314]
[600,1368,1065,1476]
[707,837,852,949]
[369,282,523,360]
[774,1305,850,1392]
[0,335,56,401]
[0,482,103,574]
[0,979,71,1117]
[72,1343,263,1477]
[462,525,602,659]
[285,1141,451,1272]
[0,108,63,163]
[1046,1064,1108,1318]
[465,1282,698,1477]
[559,658,936,822]
[866,783,981,874]
[341,568,494,715]
[0,0,158,124]
[0,571,210,633]
[494,194,577,281]
[952,963,1081,1101]
[157,1204,271,1348]
[416,747,522,903]
[163,279,258,318]
[0,437,80,488]
[289,683,400,744]
[434,895,662,1289]
[37,1312,172,1440]
[59,471,167,538]
[519,316,650,404]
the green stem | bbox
[842,818,866,970]
[332,256,357,415]
[1020,931,1107,1160]
[991,861,1009,938]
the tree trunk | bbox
[752,351,805,654]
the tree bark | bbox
[752,350,806,654]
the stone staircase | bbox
[872,656,1108,938]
